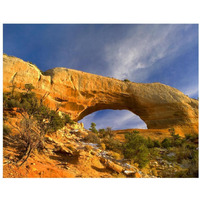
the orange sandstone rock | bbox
[3,54,198,135]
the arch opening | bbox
[78,109,147,130]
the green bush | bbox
[123,132,150,168]
[62,113,74,124]
[173,138,183,147]
[3,92,20,109]
[48,110,66,133]
[103,138,122,153]
[89,122,98,134]
[147,137,154,148]
[84,132,100,144]
[3,86,75,165]
[153,140,161,147]
[3,87,73,136]
[7,98,20,108]
[25,84,35,92]
[34,105,72,135]
[161,138,172,148]
[99,127,115,138]
[123,79,130,82]
[185,143,196,149]
[98,128,106,138]
[3,124,11,135]
[185,134,198,143]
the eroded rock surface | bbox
[3,54,198,135]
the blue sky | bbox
[3,24,198,130]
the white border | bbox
[0,1,199,200]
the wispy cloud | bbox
[104,25,196,82]
[180,84,198,98]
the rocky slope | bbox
[4,110,182,178]
[3,109,151,178]
[3,54,198,135]
[4,109,188,178]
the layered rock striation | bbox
[3,54,198,135]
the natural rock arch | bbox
[3,54,198,135]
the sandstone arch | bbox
[3,54,198,135]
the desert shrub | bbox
[89,122,98,134]
[5,89,73,136]
[173,169,189,178]
[3,93,9,105]
[153,140,161,147]
[7,98,20,109]
[20,118,40,146]
[123,132,150,168]
[161,138,172,148]
[169,128,175,135]
[123,79,130,82]
[185,134,198,143]
[171,133,184,147]
[98,129,106,138]
[146,137,154,148]
[3,124,11,136]
[84,132,100,144]
[20,93,39,115]
[100,127,115,138]
[185,143,196,150]
[173,138,184,147]
[173,147,198,177]
[105,127,115,138]
[188,149,198,177]
[48,110,66,133]
[25,83,35,92]
[132,130,140,134]
[149,148,160,158]
[62,113,74,124]
[3,86,74,165]
[185,134,193,141]
[3,92,20,109]
[34,105,72,135]
[103,138,122,153]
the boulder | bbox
[100,158,123,173]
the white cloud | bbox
[104,25,196,82]
[180,85,198,98]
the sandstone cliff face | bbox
[3,54,198,135]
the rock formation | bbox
[3,54,198,135]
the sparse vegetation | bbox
[98,128,106,138]
[83,132,100,144]
[123,79,131,82]
[3,124,11,136]
[3,83,74,166]
[123,131,150,168]
[89,122,98,134]
[103,137,122,153]
[92,125,198,176]
[25,83,35,92]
